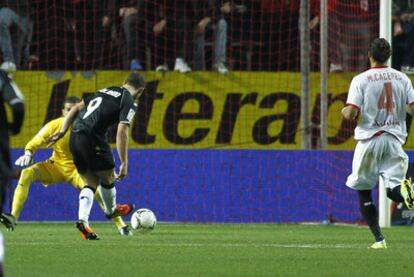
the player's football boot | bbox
[75,220,100,240]
[119,225,133,236]
[0,213,16,231]
[106,203,135,219]
[369,240,387,249]
[401,179,414,210]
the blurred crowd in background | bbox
[0,0,411,73]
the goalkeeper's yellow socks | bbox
[11,168,36,220]
[112,216,127,230]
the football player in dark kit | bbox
[0,69,25,227]
[48,73,145,240]
[0,68,24,275]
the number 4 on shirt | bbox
[377,82,394,113]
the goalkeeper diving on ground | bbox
[0,96,133,236]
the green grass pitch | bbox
[4,223,414,276]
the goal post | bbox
[378,0,392,228]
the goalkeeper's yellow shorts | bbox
[28,159,84,189]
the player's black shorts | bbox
[70,131,115,174]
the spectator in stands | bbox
[106,0,147,70]
[336,0,378,72]
[310,0,378,72]
[192,1,232,74]
[0,0,33,71]
[152,0,192,73]
[225,0,255,70]
[309,0,343,72]
[393,0,414,74]
[71,1,112,70]
[258,0,300,71]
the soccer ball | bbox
[130,208,157,230]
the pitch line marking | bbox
[7,241,359,249]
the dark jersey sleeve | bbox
[0,71,25,135]
[119,92,137,125]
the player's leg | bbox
[0,160,9,216]
[70,131,100,240]
[386,184,404,203]
[0,170,15,231]
[95,169,116,215]
[357,190,385,245]
[11,161,59,221]
[11,166,37,220]
[77,171,99,224]
[94,187,130,234]
[90,140,134,219]
[0,169,10,230]
[0,148,11,215]
[346,139,385,247]
[0,147,16,231]
[58,165,98,227]
[70,171,131,235]
[96,186,132,236]
[76,171,100,240]
[95,169,134,218]
[381,137,414,208]
[346,140,380,191]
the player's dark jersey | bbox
[73,86,136,142]
[0,69,25,213]
[0,69,25,155]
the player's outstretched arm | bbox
[16,119,61,167]
[46,101,85,146]
[116,122,129,181]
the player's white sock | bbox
[99,184,116,215]
[78,187,95,224]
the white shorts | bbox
[346,133,409,190]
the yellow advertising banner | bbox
[9,71,414,150]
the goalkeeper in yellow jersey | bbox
[6,96,133,236]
